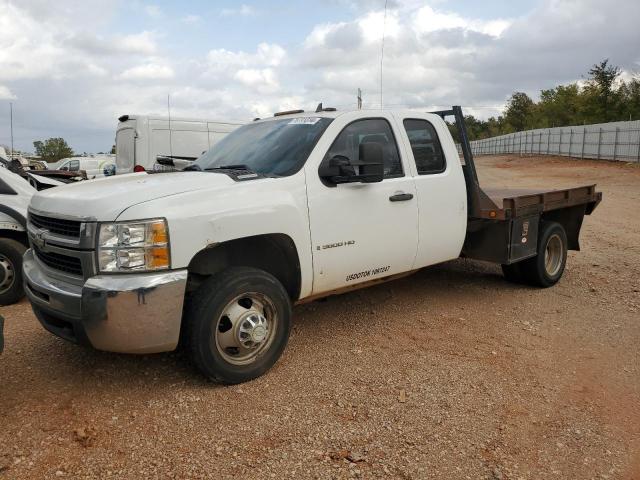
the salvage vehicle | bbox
[0,167,33,305]
[115,115,243,174]
[55,156,116,179]
[22,106,601,383]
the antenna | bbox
[357,88,362,109]
[379,0,388,109]
[10,102,14,158]
[167,94,173,159]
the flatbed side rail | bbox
[483,185,602,221]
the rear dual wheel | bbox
[502,221,568,288]
[183,267,291,384]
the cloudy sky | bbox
[1,0,639,153]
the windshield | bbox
[193,117,333,176]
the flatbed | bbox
[433,107,602,266]
[478,185,601,221]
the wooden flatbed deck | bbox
[474,184,602,221]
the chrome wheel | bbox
[0,254,15,295]
[212,293,277,366]
[544,233,564,277]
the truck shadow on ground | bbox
[20,258,522,391]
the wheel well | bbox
[541,205,586,251]
[0,229,28,247]
[186,234,302,301]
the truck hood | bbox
[30,172,235,221]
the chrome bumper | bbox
[23,249,188,354]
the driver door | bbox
[305,115,418,294]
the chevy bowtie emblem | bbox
[33,228,48,249]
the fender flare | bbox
[0,204,27,230]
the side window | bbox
[69,160,80,172]
[324,118,403,178]
[403,119,446,174]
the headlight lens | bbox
[98,219,170,272]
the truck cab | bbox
[22,107,600,384]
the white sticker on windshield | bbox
[288,117,322,125]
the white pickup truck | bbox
[22,106,601,384]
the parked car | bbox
[0,166,33,305]
[55,156,116,179]
[22,106,601,384]
[115,115,243,173]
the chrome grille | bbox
[29,213,82,238]
[33,245,83,276]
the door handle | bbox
[389,193,414,202]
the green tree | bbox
[503,92,535,132]
[33,138,74,163]
[583,59,622,122]
[536,84,583,127]
[618,77,640,121]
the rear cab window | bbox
[403,119,446,175]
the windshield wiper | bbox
[204,164,252,172]
[183,164,202,171]
[202,164,280,178]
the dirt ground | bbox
[1,154,639,479]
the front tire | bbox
[0,238,27,306]
[183,267,292,384]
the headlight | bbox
[98,218,170,272]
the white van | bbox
[55,155,116,178]
[115,115,243,174]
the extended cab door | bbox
[394,113,467,268]
[305,113,419,294]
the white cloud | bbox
[234,68,279,92]
[181,14,200,24]
[206,43,286,71]
[413,6,511,37]
[2,0,640,154]
[115,31,158,55]
[221,4,256,16]
[144,4,162,18]
[0,85,16,100]
[119,63,175,80]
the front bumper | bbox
[23,249,188,354]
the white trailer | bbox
[115,115,243,174]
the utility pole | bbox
[357,88,362,110]
[10,102,14,158]
[167,94,173,158]
[379,0,388,109]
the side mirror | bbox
[319,143,384,184]
[356,142,384,183]
[318,155,354,182]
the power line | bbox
[379,0,388,109]
[10,102,14,157]
[167,94,173,159]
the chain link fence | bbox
[469,120,640,162]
